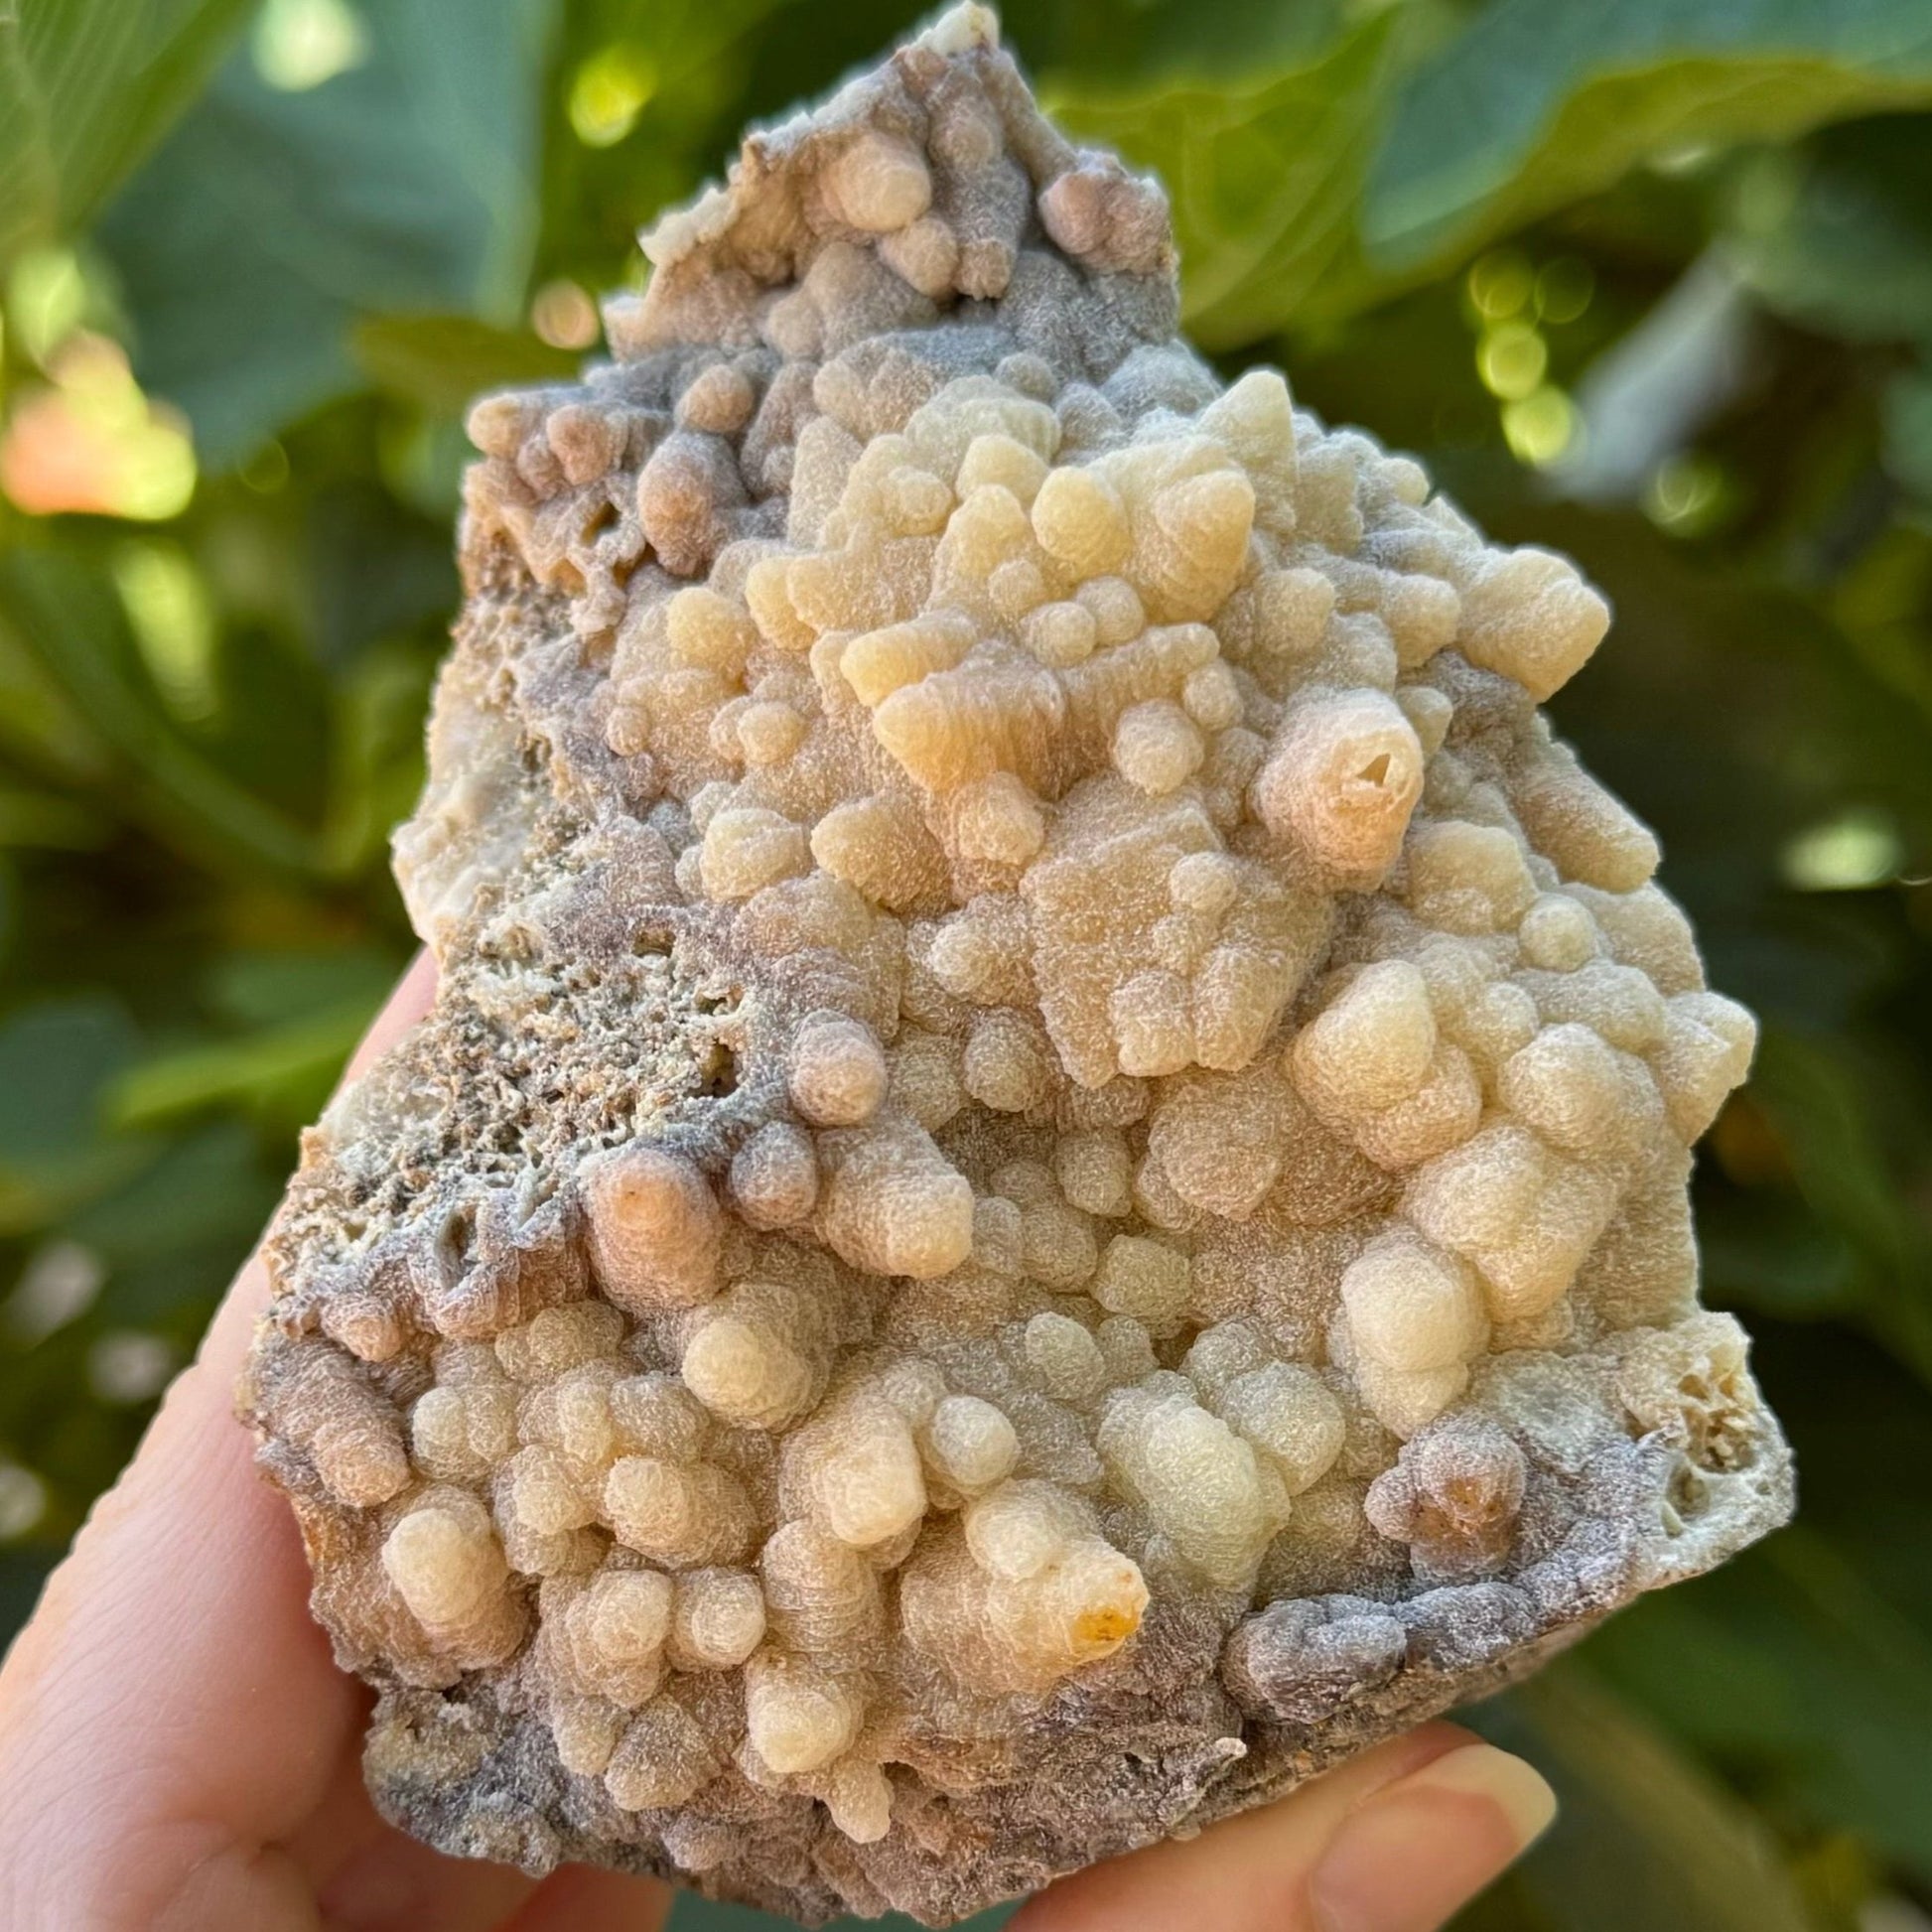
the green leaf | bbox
[69,1117,278,1263]
[109,999,375,1129]
[0,0,256,271]
[1730,118,1932,345]
[207,945,398,1029]
[0,542,325,876]
[1884,367,1932,498]
[319,640,435,875]
[0,1548,55,1650]
[0,998,139,1168]
[1014,0,1354,87]
[1366,0,1932,273]
[98,0,559,466]
[1464,1662,1819,1932]
[0,602,113,790]
[1049,12,1405,349]
[1701,1189,1861,1323]
[0,784,110,850]
[1589,1527,1932,1883]
[1747,1028,1932,1378]
[352,313,578,418]
[0,997,148,1234]
[302,483,456,669]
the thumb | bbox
[1012,1722,1555,1932]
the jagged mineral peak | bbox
[615,1,1173,363]
[243,10,1793,1924]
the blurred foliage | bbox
[0,0,260,264]
[2,0,1931,1926]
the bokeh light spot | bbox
[0,1464,48,1542]
[532,278,601,350]
[88,1332,178,1406]
[6,248,87,366]
[239,439,292,493]
[0,335,198,521]
[252,0,369,91]
[1782,810,1902,893]
[1,1241,104,1345]
[570,45,657,148]
[1478,320,1549,401]
[1466,249,1534,323]
[115,543,220,726]
[1501,386,1580,467]
[1535,257,1595,326]
[1643,452,1727,535]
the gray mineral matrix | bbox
[242,7,1794,1923]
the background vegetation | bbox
[3,1,1931,1925]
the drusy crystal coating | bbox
[243,9,1793,1922]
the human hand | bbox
[0,956,1554,1932]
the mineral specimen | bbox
[242,8,1795,1922]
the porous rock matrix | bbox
[244,8,1795,1923]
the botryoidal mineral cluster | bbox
[243,8,1794,1922]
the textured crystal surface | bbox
[243,9,1793,1921]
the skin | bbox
[0,955,1555,1932]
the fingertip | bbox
[1401,1740,1557,1851]
[1012,1725,1546,1932]
[1307,1741,1555,1932]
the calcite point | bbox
[244,8,1793,1923]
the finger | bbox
[0,957,439,1932]
[0,1267,362,1931]
[278,1745,538,1932]
[317,1822,539,1932]
[295,1742,672,1932]
[500,1864,675,1932]
[1302,1738,1555,1932]
[287,1695,672,1932]
[1013,1722,1555,1932]
[276,1655,639,1932]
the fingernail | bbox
[1309,1742,1557,1932]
